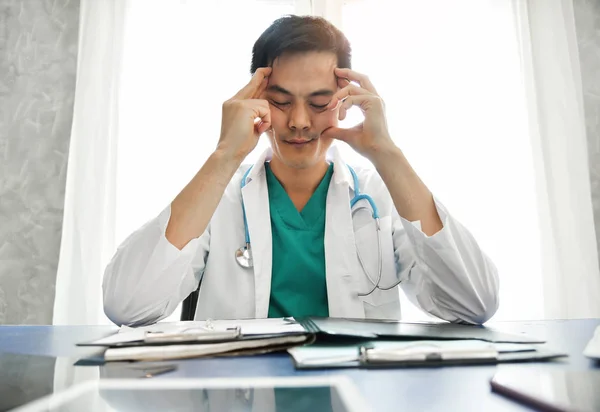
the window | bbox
[116,0,543,322]
[339,0,542,320]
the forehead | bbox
[268,52,337,95]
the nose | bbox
[288,104,311,133]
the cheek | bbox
[317,110,339,130]
[269,108,286,128]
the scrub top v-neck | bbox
[265,162,334,318]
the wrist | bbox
[212,147,245,170]
[214,144,246,164]
[369,141,402,169]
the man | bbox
[103,15,499,327]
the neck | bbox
[268,157,330,196]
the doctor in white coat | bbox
[103,16,499,327]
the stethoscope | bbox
[235,164,402,296]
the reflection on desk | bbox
[1,319,599,412]
[0,352,177,412]
[10,377,368,412]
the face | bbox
[263,52,339,170]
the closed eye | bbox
[271,100,290,106]
[311,103,329,110]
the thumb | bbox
[321,126,352,142]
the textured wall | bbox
[0,0,79,324]
[573,0,600,267]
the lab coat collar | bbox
[327,144,355,191]
[244,148,271,185]
[244,144,364,319]
[246,144,356,191]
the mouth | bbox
[284,138,314,146]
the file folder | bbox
[297,317,545,344]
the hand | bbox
[216,67,272,161]
[321,68,396,162]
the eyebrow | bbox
[267,84,334,97]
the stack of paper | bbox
[80,318,311,362]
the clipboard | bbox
[288,340,568,370]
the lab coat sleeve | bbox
[394,197,499,324]
[102,205,209,327]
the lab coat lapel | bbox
[241,149,273,318]
[325,146,365,318]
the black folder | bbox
[298,317,545,344]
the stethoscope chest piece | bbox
[235,242,253,268]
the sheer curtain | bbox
[513,0,600,319]
[53,0,127,325]
[55,0,600,325]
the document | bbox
[104,334,310,362]
[81,318,305,347]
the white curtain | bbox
[53,0,127,325]
[54,0,600,325]
[513,0,600,319]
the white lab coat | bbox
[103,146,499,327]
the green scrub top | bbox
[265,161,334,318]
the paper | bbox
[104,334,309,362]
[82,318,305,346]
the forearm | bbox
[166,149,243,249]
[372,146,443,236]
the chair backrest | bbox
[180,287,200,321]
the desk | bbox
[1,320,599,411]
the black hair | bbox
[250,15,352,74]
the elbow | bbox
[471,261,500,324]
[462,293,499,325]
[454,273,500,325]
[432,292,499,326]
[102,277,134,327]
[102,263,162,327]
[450,253,501,325]
[424,273,500,326]
[103,291,162,327]
[102,260,131,326]
[103,297,128,327]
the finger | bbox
[339,106,347,121]
[337,76,351,89]
[339,97,353,120]
[256,120,271,135]
[339,94,385,115]
[253,76,269,100]
[234,67,272,100]
[341,97,354,112]
[327,85,374,111]
[321,125,357,142]
[334,67,377,94]
[251,100,271,134]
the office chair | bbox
[180,286,200,321]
